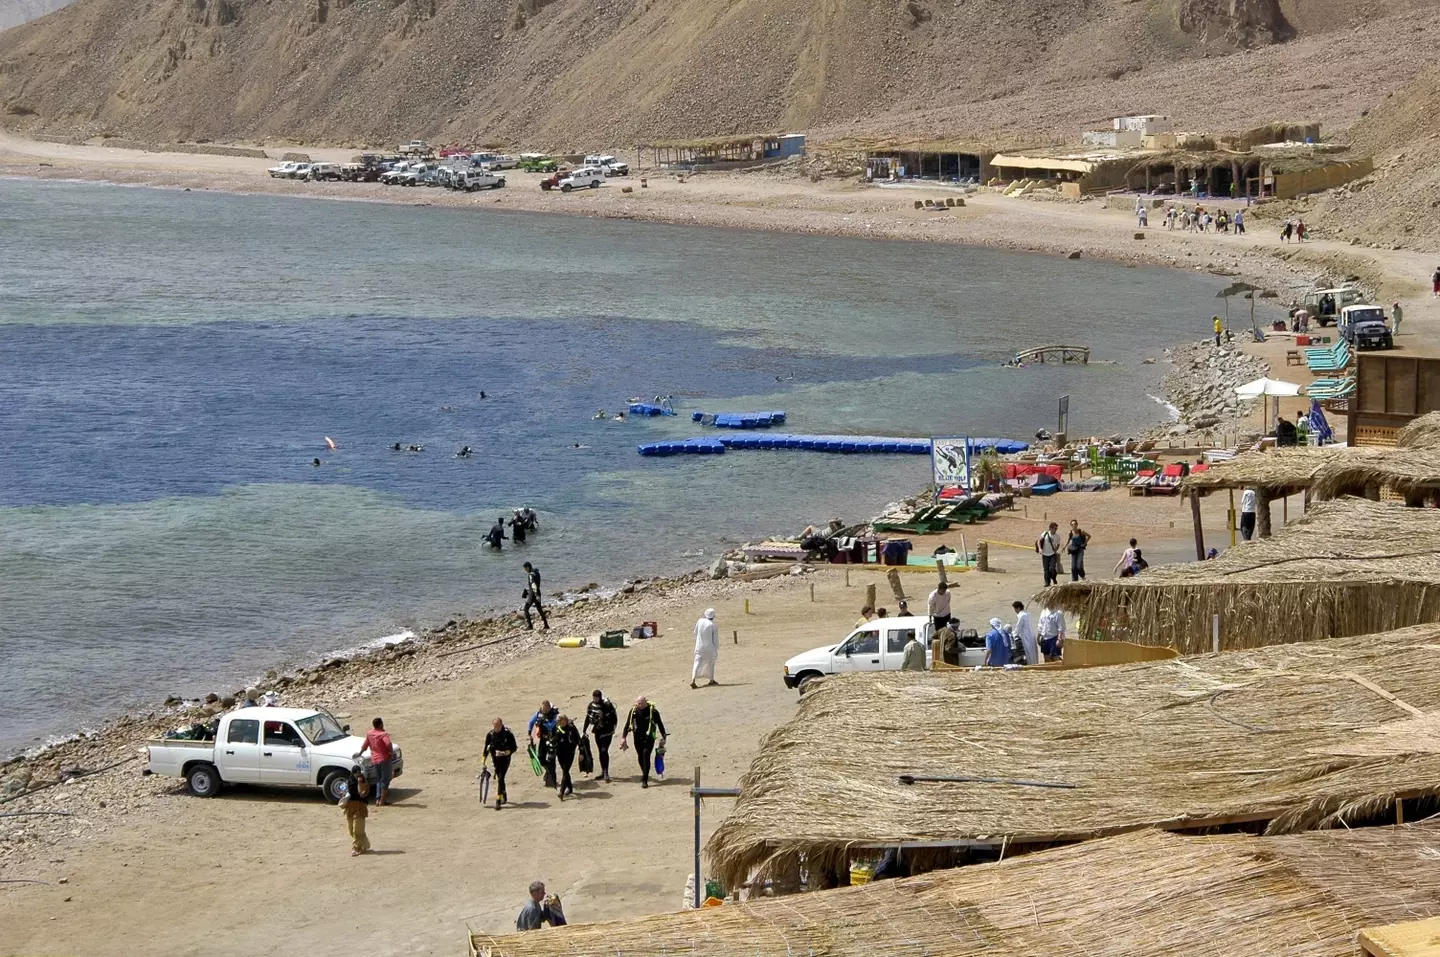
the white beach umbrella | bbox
[1235,377,1303,431]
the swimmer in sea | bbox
[440,405,455,413]
[593,410,608,420]
[479,390,487,399]
[392,442,403,452]
[457,446,473,458]
[312,458,321,467]
[573,443,590,449]
[614,411,626,421]
[407,444,424,453]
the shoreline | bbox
[3,133,1430,306]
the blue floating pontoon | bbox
[637,438,726,456]
[693,410,787,429]
[629,402,677,417]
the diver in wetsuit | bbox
[486,518,507,550]
[509,510,527,544]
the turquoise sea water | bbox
[0,178,1279,754]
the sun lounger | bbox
[1306,341,1351,373]
[1307,376,1355,400]
[1148,462,1186,495]
[1128,469,1157,496]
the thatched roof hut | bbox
[1039,497,1440,652]
[1312,447,1440,502]
[702,623,1440,890]
[1179,446,1356,496]
[472,824,1440,957]
[1395,411,1440,449]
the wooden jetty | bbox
[1015,344,1090,364]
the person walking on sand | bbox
[483,717,517,810]
[1281,220,1294,243]
[521,561,548,631]
[1115,538,1139,577]
[1296,219,1306,243]
[691,609,719,688]
[1036,521,1061,586]
[553,715,580,800]
[926,581,953,632]
[1066,519,1091,581]
[1233,208,1245,235]
[342,766,371,855]
[528,700,559,790]
[620,695,667,788]
[516,881,566,930]
[1433,267,1440,298]
[354,717,395,806]
[583,689,618,783]
[1013,601,1040,666]
[1393,302,1403,338]
[1213,315,1224,347]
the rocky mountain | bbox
[0,0,1431,150]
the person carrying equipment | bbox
[620,696,667,788]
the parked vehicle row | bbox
[266,148,628,193]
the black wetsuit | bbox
[583,697,618,779]
[523,567,548,630]
[623,703,667,786]
[483,726,517,804]
[510,516,527,544]
[554,724,580,797]
[485,522,506,550]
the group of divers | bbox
[484,507,540,549]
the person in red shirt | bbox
[355,717,395,806]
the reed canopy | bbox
[472,825,1440,957]
[1312,447,1440,502]
[1039,497,1440,652]
[1180,446,1357,496]
[702,623,1440,890]
[1395,411,1440,449]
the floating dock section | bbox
[628,402,676,416]
[636,438,726,456]
[637,435,1028,457]
[690,411,787,428]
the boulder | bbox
[1066,250,1082,259]
[709,558,729,580]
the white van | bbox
[782,615,984,692]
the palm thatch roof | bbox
[472,824,1440,957]
[1039,498,1440,652]
[1180,446,1363,495]
[1396,412,1440,449]
[1313,447,1440,500]
[701,623,1440,890]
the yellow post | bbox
[744,598,751,615]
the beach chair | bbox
[1307,341,1351,373]
[1148,462,1186,495]
[1308,376,1355,401]
[1127,469,1157,495]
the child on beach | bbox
[343,767,371,856]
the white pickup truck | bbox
[143,706,403,802]
[782,615,984,692]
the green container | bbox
[704,879,725,901]
[599,630,626,649]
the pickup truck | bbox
[457,169,506,191]
[557,167,606,192]
[782,615,985,692]
[143,706,403,802]
[268,161,299,178]
[584,154,630,176]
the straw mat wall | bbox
[703,623,1440,889]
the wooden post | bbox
[1190,491,1206,560]
[865,582,876,613]
[809,583,815,602]
[1228,489,1237,547]
[977,541,989,572]
[1256,490,1273,538]
[1283,494,1288,525]
[732,629,737,644]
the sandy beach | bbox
[0,131,1432,956]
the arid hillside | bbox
[0,0,1432,150]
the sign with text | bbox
[931,436,972,489]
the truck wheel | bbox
[589,180,600,189]
[186,763,221,797]
[322,768,352,804]
[561,183,573,192]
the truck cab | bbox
[584,154,629,176]
[1338,304,1393,350]
[784,615,969,691]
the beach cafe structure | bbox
[470,824,1440,957]
[694,622,1440,893]
[1041,497,1440,653]
[636,134,806,169]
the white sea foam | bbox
[1148,394,1181,421]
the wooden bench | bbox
[1286,349,1303,366]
